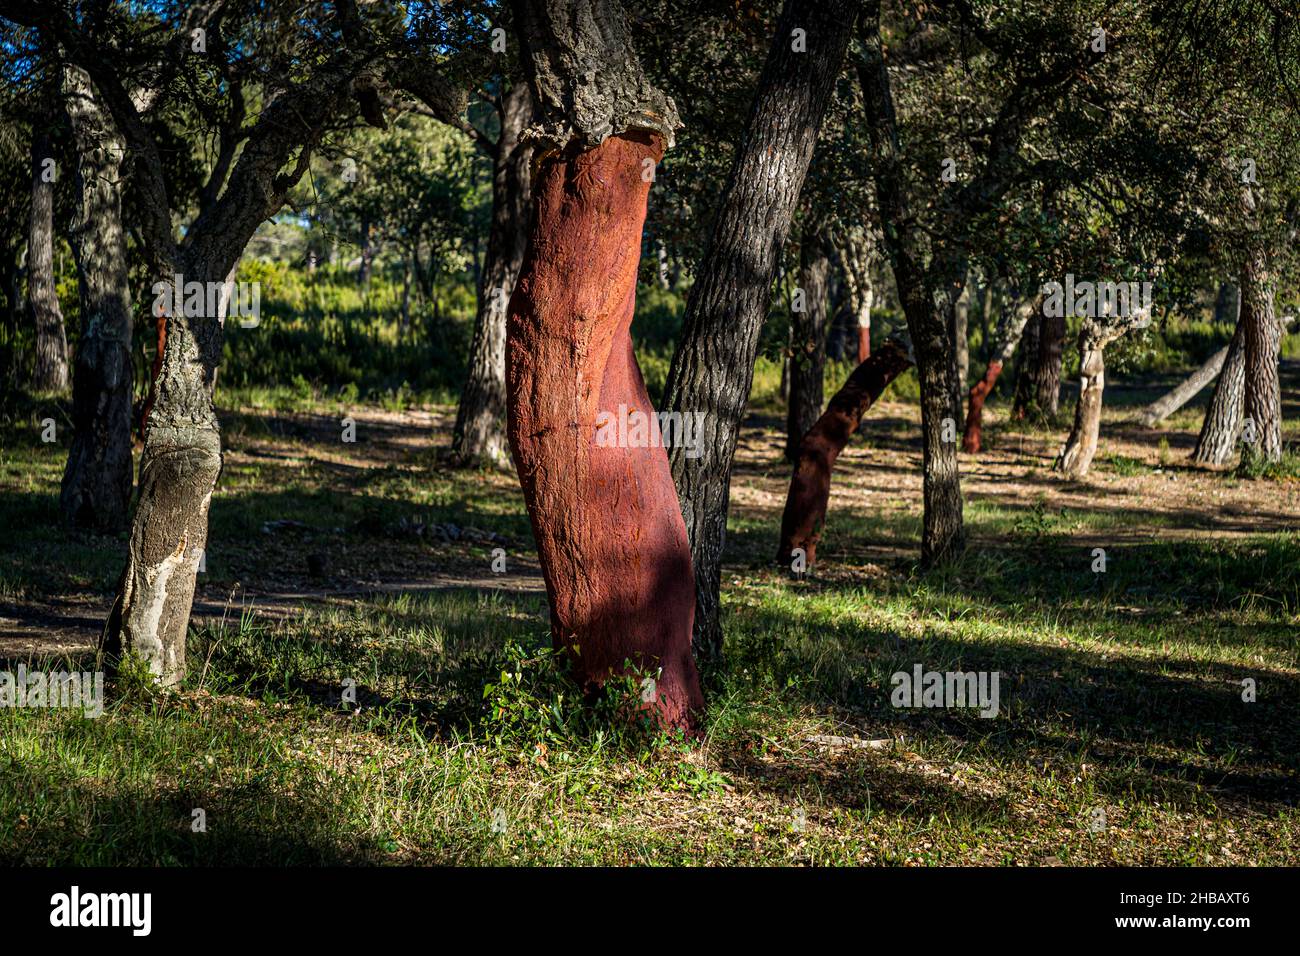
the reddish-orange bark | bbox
[961,360,1003,454]
[507,131,703,730]
[857,325,870,363]
[776,341,912,568]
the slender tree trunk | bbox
[1192,314,1247,465]
[59,66,134,533]
[1240,232,1281,464]
[777,340,912,568]
[785,230,830,460]
[1140,347,1230,427]
[28,129,69,392]
[954,274,971,395]
[962,295,1042,453]
[835,226,874,363]
[661,0,857,661]
[452,83,534,466]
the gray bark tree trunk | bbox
[452,82,535,467]
[954,273,971,395]
[28,128,69,392]
[786,229,831,460]
[1140,345,1229,427]
[58,66,134,533]
[1192,315,1247,466]
[1239,218,1282,464]
[660,0,857,661]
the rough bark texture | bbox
[777,340,912,567]
[59,66,134,533]
[1033,309,1066,418]
[509,0,680,149]
[1192,314,1247,465]
[506,132,702,729]
[785,231,831,461]
[1239,231,1282,464]
[660,0,856,661]
[452,82,535,466]
[28,129,69,392]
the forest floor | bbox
[1,366,1297,865]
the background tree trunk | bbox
[58,65,134,534]
[785,230,830,460]
[954,274,971,395]
[28,128,69,392]
[777,340,912,568]
[962,294,1041,453]
[1011,309,1041,420]
[1055,324,1106,478]
[452,82,534,467]
[660,0,856,662]
[1033,310,1066,418]
[1141,345,1229,427]
[1192,314,1247,465]
[1239,232,1282,464]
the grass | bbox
[1,357,1298,866]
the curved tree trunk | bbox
[28,129,69,392]
[1055,325,1106,478]
[661,0,857,662]
[777,340,912,568]
[1140,346,1229,427]
[451,82,534,467]
[59,65,134,534]
[507,132,702,729]
[785,230,830,461]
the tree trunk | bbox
[507,132,702,729]
[1055,325,1106,478]
[508,0,702,728]
[785,230,830,460]
[59,66,134,534]
[835,226,874,363]
[1239,232,1281,464]
[1140,346,1230,427]
[452,83,534,467]
[777,340,912,568]
[1034,310,1066,418]
[962,295,1042,453]
[660,0,856,661]
[954,274,971,395]
[28,129,69,392]
[1011,309,1041,420]
[1192,314,1247,466]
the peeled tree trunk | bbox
[962,295,1041,453]
[59,66,134,533]
[28,129,69,392]
[451,83,534,467]
[835,225,875,362]
[508,0,703,728]
[660,0,857,661]
[777,339,913,568]
[785,231,831,460]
